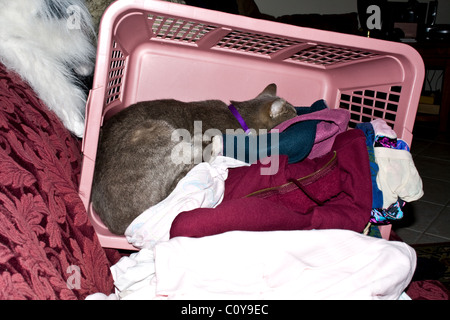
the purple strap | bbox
[228,104,251,134]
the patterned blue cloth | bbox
[370,199,405,224]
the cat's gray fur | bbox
[91,84,297,234]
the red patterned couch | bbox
[0,62,121,299]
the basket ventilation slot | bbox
[145,14,380,67]
[106,41,125,105]
[214,30,303,56]
[339,86,402,128]
[148,14,217,43]
[288,45,379,66]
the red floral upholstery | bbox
[0,62,118,300]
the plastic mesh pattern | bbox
[288,45,379,66]
[214,30,303,56]
[145,14,381,68]
[339,86,402,128]
[105,41,125,105]
[148,14,217,43]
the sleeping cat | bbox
[91,84,297,234]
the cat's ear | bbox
[269,98,287,118]
[257,83,277,97]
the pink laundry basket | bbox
[79,0,425,250]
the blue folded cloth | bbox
[355,122,383,209]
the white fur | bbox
[0,0,96,137]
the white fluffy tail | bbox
[0,0,96,137]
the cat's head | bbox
[231,84,297,132]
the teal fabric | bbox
[223,100,327,164]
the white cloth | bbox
[111,248,159,300]
[371,118,397,139]
[124,156,248,249]
[98,229,416,300]
[374,146,424,208]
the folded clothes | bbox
[272,101,350,159]
[222,100,350,164]
[170,129,372,238]
[222,120,318,164]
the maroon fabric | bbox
[223,144,340,203]
[170,129,372,238]
[0,62,117,299]
[406,280,450,300]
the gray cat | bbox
[91,84,297,234]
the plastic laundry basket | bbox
[79,0,425,249]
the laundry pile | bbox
[356,119,423,224]
[88,101,423,300]
[170,129,372,239]
[88,229,416,300]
